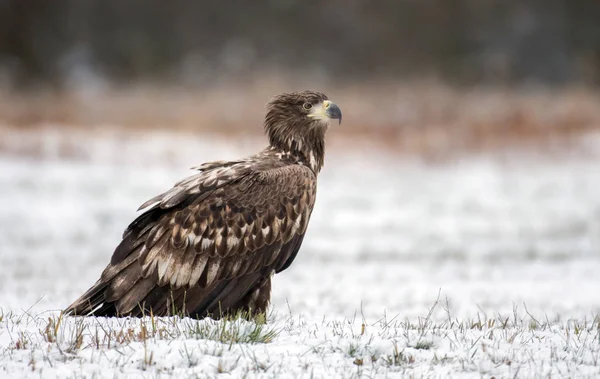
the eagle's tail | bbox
[63,280,111,316]
[63,247,141,316]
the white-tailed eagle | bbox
[64,91,342,319]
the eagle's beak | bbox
[324,100,342,124]
[310,100,343,124]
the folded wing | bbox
[64,161,316,318]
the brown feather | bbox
[105,262,142,302]
[189,254,209,286]
[201,258,221,287]
[116,278,156,314]
[64,91,335,319]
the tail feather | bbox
[63,279,110,316]
[64,247,143,316]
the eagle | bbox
[64,90,342,319]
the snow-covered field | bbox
[1,130,600,378]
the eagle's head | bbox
[264,90,342,172]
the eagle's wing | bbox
[64,162,316,317]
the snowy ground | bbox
[1,130,600,378]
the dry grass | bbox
[2,301,600,378]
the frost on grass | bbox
[2,300,600,379]
[2,134,600,377]
[0,308,279,378]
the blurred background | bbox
[1,0,600,319]
[1,0,600,154]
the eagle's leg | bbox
[230,275,272,319]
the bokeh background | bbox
[1,0,600,320]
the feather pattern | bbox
[64,90,339,319]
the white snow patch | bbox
[1,131,600,378]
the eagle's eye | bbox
[302,102,312,110]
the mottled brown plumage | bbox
[64,90,342,319]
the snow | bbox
[1,129,600,378]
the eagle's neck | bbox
[268,129,325,173]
